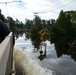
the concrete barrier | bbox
[0,32,14,75]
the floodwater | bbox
[15,34,76,75]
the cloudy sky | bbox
[0,0,76,22]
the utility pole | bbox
[0,1,21,4]
[0,1,21,16]
[33,11,46,17]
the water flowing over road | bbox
[14,34,76,75]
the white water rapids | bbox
[14,47,55,75]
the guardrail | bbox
[0,32,14,75]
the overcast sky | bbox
[0,0,76,22]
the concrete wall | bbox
[0,32,13,75]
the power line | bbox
[46,1,76,13]
[43,0,59,6]
[0,1,21,16]
[33,0,62,15]
[33,1,65,16]
[33,0,76,19]
[5,3,9,16]
[36,1,63,13]
[36,0,76,16]
[0,1,21,4]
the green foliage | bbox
[30,15,42,50]
[50,10,76,38]
[25,19,33,29]
[50,25,64,37]
[5,16,24,33]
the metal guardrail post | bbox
[11,33,15,75]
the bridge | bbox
[0,32,15,75]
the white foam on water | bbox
[14,47,55,75]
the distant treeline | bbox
[4,10,76,49]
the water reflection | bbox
[37,43,47,61]
[50,37,76,61]
[14,31,24,40]
[15,34,76,75]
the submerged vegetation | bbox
[4,10,76,51]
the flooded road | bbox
[15,34,76,75]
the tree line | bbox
[4,10,76,50]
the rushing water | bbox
[14,34,76,75]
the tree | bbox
[25,19,33,29]
[50,10,75,37]
[6,16,15,31]
[30,15,42,51]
